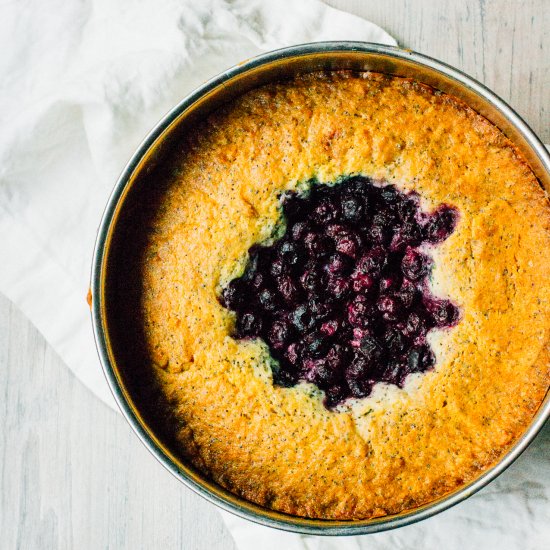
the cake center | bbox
[220,176,460,408]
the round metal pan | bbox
[91,42,550,535]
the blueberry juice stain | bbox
[220,176,460,409]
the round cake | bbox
[133,72,549,519]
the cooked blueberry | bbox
[341,195,364,223]
[324,384,348,408]
[268,320,291,349]
[290,221,308,241]
[391,222,421,250]
[303,358,336,386]
[291,304,315,332]
[258,288,279,312]
[278,240,299,266]
[383,327,407,354]
[327,276,350,299]
[300,269,325,294]
[334,230,361,258]
[313,198,339,223]
[346,375,373,399]
[407,345,435,373]
[326,344,349,369]
[376,295,403,322]
[307,297,332,321]
[424,206,458,243]
[326,253,351,274]
[402,312,428,338]
[250,272,265,289]
[221,278,247,310]
[304,232,331,255]
[369,213,394,244]
[236,312,262,337]
[320,319,339,336]
[347,295,371,328]
[358,335,384,364]
[379,185,399,206]
[277,275,300,303]
[285,342,302,365]
[396,195,419,220]
[272,366,298,387]
[381,359,406,385]
[303,331,330,358]
[396,279,418,309]
[401,248,431,281]
[426,299,460,327]
[351,271,375,293]
[356,247,386,277]
[270,258,287,277]
[379,275,400,293]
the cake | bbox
[130,72,549,519]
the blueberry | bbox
[424,206,458,243]
[358,336,384,364]
[320,319,339,336]
[258,288,279,312]
[391,222,421,250]
[341,196,364,223]
[307,297,332,321]
[268,319,291,349]
[346,375,373,399]
[376,295,403,322]
[303,358,336,386]
[304,232,331,256]
[236,312,262,337]
[356,247,386,278]
[290,221,308,241]
[396,279,418,309]
[383,327,407,354]
[401,248,431,281]
[300,269,325,294]
[221,278,247,310]
[379,275,400,293]
[379,185,400,206]
[277,275,300,303]
[327,276,350,299]
[291,304,315,332]
[324,384,348,408]
[402,312,428,338]
[313,197,339,224]
[326,253,351,275]
[270,258,287,277]
[278,240,299,266]
[369,212,394,244]
[381,359,406,385]
[347,295,371,328]
[334,230,361,258]
[425,299,460,327]
[407,345,435,373]
[303,331,330,358]
[285,342,302,365]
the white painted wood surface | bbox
[1,1,548,548]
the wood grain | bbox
[1,1,548,548]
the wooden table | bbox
[1,1,548,548]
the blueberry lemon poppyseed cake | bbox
[135,72,550,519]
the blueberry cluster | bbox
[220,176,460,408]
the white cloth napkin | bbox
[1,0,548,548]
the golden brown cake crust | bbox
[137,72,550,519]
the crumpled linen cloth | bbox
[0,0,548,548]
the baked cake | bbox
[131,72,549,519]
